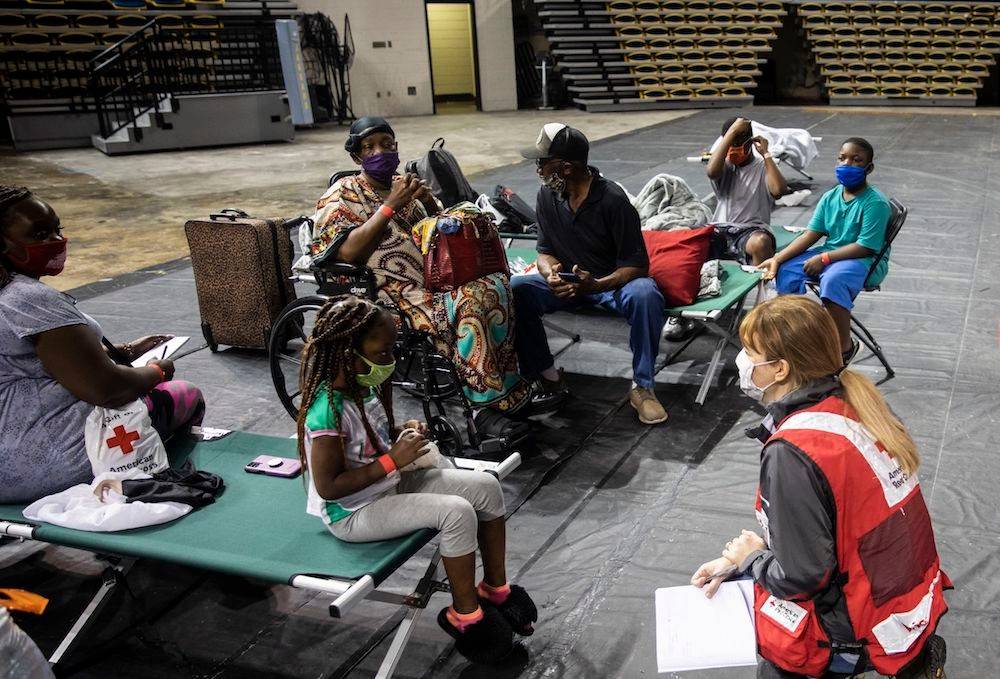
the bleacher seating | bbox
[798,0,1000,105]
[534,0,788,111]
[0,0,299,112]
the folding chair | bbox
[808,197,907,381]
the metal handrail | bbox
[88,18,170,140]
[86,18,285,141]
[89,19,159,70]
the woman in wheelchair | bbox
[306,117,538,444]
[297,296,537,664]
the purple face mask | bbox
[361,151,400,186]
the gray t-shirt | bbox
[710,157,773,228]
[0,275,101,504]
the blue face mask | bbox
[835,164,868,189]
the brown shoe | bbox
[629,386,668,425]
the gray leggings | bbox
[328,468,506,557]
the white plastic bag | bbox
[0,607,54,679]
[84,400,167,479]
[397,428,454,471]
[475,194,507,228]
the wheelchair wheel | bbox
[428,414,462,457]
[269,295,327,419]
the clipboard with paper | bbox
[654,580,758,673]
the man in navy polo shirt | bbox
[511,124,668,426]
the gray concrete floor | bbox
[2,105,999,678]
[0,108,694,291]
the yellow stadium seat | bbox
[59,31,94,45]
[77,13,110,28]
[637,12,660,24]
[626,50,652,63]
[637,74,660,87]
[609,1,636,12]
[156,14,184,28]
[645,24,669,36]
[622,38,647,49]
[661,74,684,86]
[36,13,69,27]
[12,31,51,46]
[634,0,658,10]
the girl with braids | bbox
[297,295,537,665]
[692,296,948,679]
[0,186,205,504]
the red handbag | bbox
[422,207,509,292]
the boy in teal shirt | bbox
[759,137,891,363]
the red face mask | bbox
[727,144,751,165]
[3,236,69,277]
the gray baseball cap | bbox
[520,123,589,163]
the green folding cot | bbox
[504,244,763,405]
[0,431,521,678]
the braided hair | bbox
[295,294,396,473]
[0,186,33,290]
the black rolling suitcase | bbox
[184,209,299,351]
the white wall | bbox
[427,3,476,97]
[292,0,517,115]
[295,0,434,116]
[473,0,517,111]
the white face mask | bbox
[736,349,779,402]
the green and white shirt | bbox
[304,385,396,524]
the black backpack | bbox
[405,138,478,210]
[490,185,537,233]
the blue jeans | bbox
[776,249,869,311]
[511,273,665,389]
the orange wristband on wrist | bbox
[377,454,397,476]
[379,204,394,218]
[821,252,832,266]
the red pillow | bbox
[642,226,714,306]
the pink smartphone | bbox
[244,455,302,478]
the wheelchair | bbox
[267,218,527,458]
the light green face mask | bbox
[355,351,396,388]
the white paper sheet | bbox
[130,336,190,367]
[655,580,757,673]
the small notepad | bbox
[654,580,757,673]
[130,336,190,367]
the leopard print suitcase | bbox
[184,210,296,351]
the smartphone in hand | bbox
[557,271,582,283]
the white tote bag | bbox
[84,399,168,479]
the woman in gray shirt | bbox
[0,186,205,504]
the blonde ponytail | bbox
[838,369,919,475]
[741,296,919,475]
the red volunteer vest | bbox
[753,396,950,677]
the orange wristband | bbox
[377,454,397,476]
[379,204,394,218]
[149,363,166,384]
[820,252,832,266]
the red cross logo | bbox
[106,425,141,455]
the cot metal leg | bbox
[375,551,445,679]
[49,556,136,666]
[696,332,729,406]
